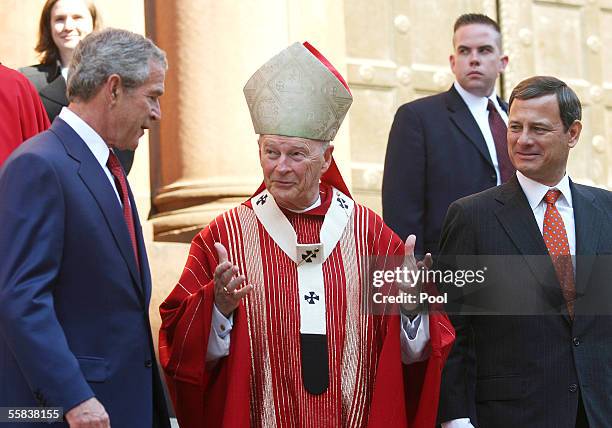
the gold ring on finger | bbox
[223,286,231,295]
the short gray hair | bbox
[67,28,167,102]
[509,76,581,132]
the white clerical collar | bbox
[516,170,573,209]
[59,107,110,169]
[251,186,354,336]
[454,81,502,113]
[285,195,322,213]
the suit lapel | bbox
[445,86,494,167]
[128,184,151,304]
[50,119,144,296]
[494,177,567,314]
[571,181,600,297]
[38,74,68,107]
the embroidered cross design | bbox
[256,194,268,205]
[304,291,319,304]
[301,249,320,263]
[336,196,348,210]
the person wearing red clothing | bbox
[0,64,49,166]
[159,42,455,427]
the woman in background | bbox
[20,0,134,173]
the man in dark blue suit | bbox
[382,13,512,256]
[437,76,612,427]
[0,29,170,428]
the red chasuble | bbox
[159,183,454,427]
[0,64,50,166]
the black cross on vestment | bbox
[304,291,319,304]
[301,249,320,263]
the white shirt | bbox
[454,82,508,186]
[443,172,576,428]
[61,66,69,81]
[516,171,576,256]
[58,107,122,205]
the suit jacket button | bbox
[569,383,578,393]
[145,360,153,368]
[573,337,580,346]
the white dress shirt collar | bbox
[453,81,507,186]
[516,170,573,209]
[453,81,504,114]
[58,107,122,204]
[56,59,69,81]
[58,107,110,167]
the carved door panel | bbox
[343,0,498,211]
[501,0,611,188]
[343,0,610,213]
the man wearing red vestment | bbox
[159,42,455,427]
[0,64,50,167]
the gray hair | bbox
[509,76,581,132]
[67,28,167,102]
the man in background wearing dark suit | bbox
[437,76,612,427]
[383,13,512,256]
[0,28,170,428]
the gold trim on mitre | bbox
[243,42,353,142]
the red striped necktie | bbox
[107,150,140,269]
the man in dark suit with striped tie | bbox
[437,76,612,427]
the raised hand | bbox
[213,242,254,317]
[399,234,432,313]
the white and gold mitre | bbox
[243,42,353,142]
